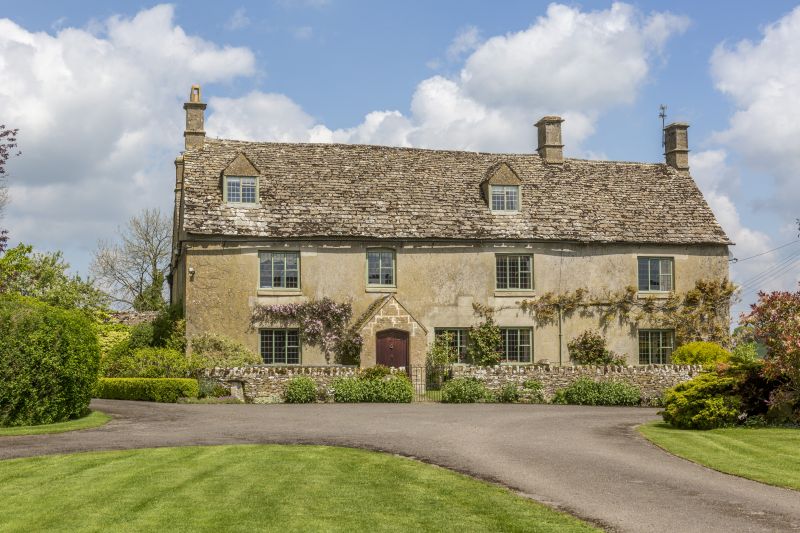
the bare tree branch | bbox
[91,208,171,310]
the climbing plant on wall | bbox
[251,298,363,364]
[518,278,736,346]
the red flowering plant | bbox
[742,287,800,421]
[251,298,362,364]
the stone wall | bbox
[451,364,703,404]
[202,364,701,404]
[202,366,363,403]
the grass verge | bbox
[0,411,110,436]
[639,421,800,490]
[0,445,598,532]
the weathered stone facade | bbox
[170,86,731,369]
[202,364,701,404]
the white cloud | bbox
[710,6,800,217]
[208,2,687,155]
[225,8,250,31]
[0,5,255,270]
[446,26,481,61]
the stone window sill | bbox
[257,289,303,297]
[637,291,673,299]
[494,290,535,297]
[366,287,397,293]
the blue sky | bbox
[1,1,799,316]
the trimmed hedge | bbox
[553,378,641,406]
[0,295,100,426]
[284,376,317,404]
[94,378,199,403]
[332,375,413,403]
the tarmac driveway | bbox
[2,400,799,532]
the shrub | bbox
[467,307,501,366]
[94,377,199,403]
[568,330,626,365]
[553,378,640,406]
[441,378,488,403]
[671,341,730,366]
[284,377,317,404]
[151,304,186,352]
[0,295,100,426]
[494,383,520,403]
[332,375,413,403]
[188,333,260,369]
[731,342,760,365]
[96,321,131,358]
[129,322,155,350]
[661,372,741,429]
[359,365,392,381]
[102,346,190,378]
[522,380,546,403]
[198,380,230,399]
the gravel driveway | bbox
[2,400,798,532]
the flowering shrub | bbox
[742,288,800,422]
[251,298,363,364]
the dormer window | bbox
[221,152,261,205]
[225,176,257,204]
[481,162,522,213]
[491,185,519,211]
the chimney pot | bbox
[664,122,689,170]
[183,84,207,150]
[535,116,564,164]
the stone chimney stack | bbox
[183,85,206,150]
[664,122,689,170]
[535,116,564,164]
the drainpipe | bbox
[557,304,563,366]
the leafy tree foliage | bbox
[0,243,109,316]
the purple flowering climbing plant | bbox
[251,297,362,364]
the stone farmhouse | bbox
[169,85,730,369]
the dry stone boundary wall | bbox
[202,364,701,404]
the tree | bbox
[0,125,20,251]
[91,208,171,311]
[0,243,109,316]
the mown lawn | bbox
[0,411,110,436]
[0,445,598,532]
[639,422,800,490]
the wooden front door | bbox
[376,329,409,368]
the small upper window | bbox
[226,176,257,204]
[491,185,519,211]
[367,249,395,287]
[638,257,674,292]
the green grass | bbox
[0,445,598,532]
[0,411,110,436]
[639,422,800,490]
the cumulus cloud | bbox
[0,5,255,268]
[446,26,481,61]
[710,6,800,217]
[208,2,688,155]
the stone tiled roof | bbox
[181,139,731,245]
